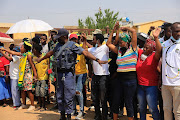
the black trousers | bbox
[91,75,109,120]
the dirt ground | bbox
[0,90,154,120]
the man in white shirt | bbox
[83,31,109,120]
[40,34,49,53]
[161,22,180,120]
[0,46,21,109]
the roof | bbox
[133,20,166,26]
[0,23,14,28]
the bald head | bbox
[171,22,180,40]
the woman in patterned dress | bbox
[0,41,37,111]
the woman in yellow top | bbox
[32,44,49,111]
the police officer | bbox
[38,28,107,120]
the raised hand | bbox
[152,27,161,38]
[81,33,87,42]
[113,21,119,31]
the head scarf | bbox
[145,39,156,51]
[119,33,130,43]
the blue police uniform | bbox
[53,41,84,114]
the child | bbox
[0,41,37,111]
[32,44,49,111]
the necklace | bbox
[164,40,180,79]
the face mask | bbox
[171,36,180,43]
[141,54,148,61]
[95,43,98,48]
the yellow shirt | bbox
[33,53,49,80]
[75,44,87,75]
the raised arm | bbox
[38,50,53,63]
[114,22,120,45]
[82,50,107,65]
[113,29,119,46]
[153,27,162,60]
[106,22,119,54]
[81,33,93,49]
[120,27,138,51]
[0,48,21,56]
[0,50,13,61]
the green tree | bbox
[78,8,121,30]
[78,19,84,29]
[85,16,96,29]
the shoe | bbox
[60,111,66,120]
[50,104,58,110]
[2,103,8,107]
[118,109,124,117]
[71,110,78,116]
[67,114,71,120]
[27,105,35,111]
[18,104,27,110]
[13,106,19,110]
[75,111,83,120]
[40,107,47,112]
[35,107,41,111]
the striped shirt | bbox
[116,46,138,72]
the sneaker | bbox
[35,106,41,111]
[13,106,19,110]
[71,110,78,116]
[18,104,27,110]
[118,109,124,117]
[75,111,83,120]
[40,107,47,112]
[27,105,35,111]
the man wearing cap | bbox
[38,28,107,120]
[69,33,88,119]
[83,29,110,120]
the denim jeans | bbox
[137,85,160,120]
[10,79,21,107]
[91,75,109,120]
[74,73,87,112]
[112,78,137,117]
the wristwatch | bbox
[95,58,99,62]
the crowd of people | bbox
[0,21,179,120]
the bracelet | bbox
[95,58,99,62]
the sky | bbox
[0,0,179,28]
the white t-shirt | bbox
[9,56,20,79]
[88,44,109,75]
[41,44,49,53]
[162,39,180,86]
[159,36,170,45]
[159,36,165,44]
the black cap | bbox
[137,32,148,42]
[159,22,169,29]
[54,28,69,40]
[23,38,30,42]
